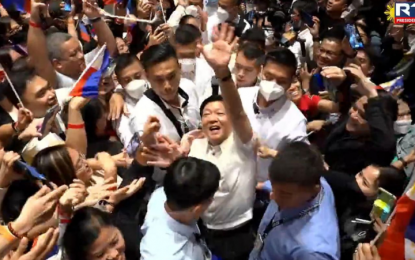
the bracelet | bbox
[89,16,102,23]
[67,123,85,129]
[0,225,17,242]
[219,72,232,82]
[29,20,41,28]
[7,222,23,239]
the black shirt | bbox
[317,8,345,38]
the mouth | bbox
[291,91,299,97]
[208,125,221,135]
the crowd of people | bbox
[0,0,414,259]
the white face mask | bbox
[124,80,148,100]
[185,5,199,18]
[394,120,412,135]
[179,59,196,81]
[259,80,285,101]
[216,7,229,22]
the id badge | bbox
[254,233,264,251]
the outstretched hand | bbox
[202,23,238,75]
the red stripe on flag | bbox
[70,67,98,97]
[80,31,91,42]
[24,0,31,13]
[104,0,117,4]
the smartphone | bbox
[299,10,314,27]
[40,104,60,138]
[103,59,116,78]
[313,73,325,91]
[371,188,397,223]
[344,24,364,50]
[63,0,71,12]
[13,161,53,188]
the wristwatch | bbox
[218,71,232,82]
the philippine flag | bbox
[1,0,31,13]
[70,45,110,98]
[79,23,91,43]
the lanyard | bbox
[260,188,325,241]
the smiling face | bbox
[355,165,380,197]
[22,75,57,118]
[201,101,232,146]
[286,77,302,103]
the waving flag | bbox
[79,23,91,43]
[70,45,110,98]
[380,75,404,93]
[379,181,415,259]
[1,0,31,13]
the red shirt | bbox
[297,94,321,120]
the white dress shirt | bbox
[115,96,139,147]
[194,57,215,101]
[141,187,211,260]
[130,78,201,143]
[189,132,257,230]
[238,87,308,181]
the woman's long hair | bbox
[32,145,77,186]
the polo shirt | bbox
[297,94,321,120]
[130,78,200,143]
[140,188,211,260]
[238,87,308,181]
[249,178,340,260]
[189,132,257,230]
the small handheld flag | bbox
[79,23,91,42]
[70,45,110,98]
[0,65,25,107]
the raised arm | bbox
[83,0,117,57]
[202,24,253,144]
[27,0,58,88]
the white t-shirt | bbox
[189,132,257,230]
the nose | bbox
[77,50,84,60]
[107,248,119,260]
[237,69,245,78]
[164,81,173,92]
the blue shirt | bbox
[140,188,211,260]
[249,178,340,260]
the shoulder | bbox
[140,228,188,260]
[238,86,259,100]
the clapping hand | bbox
[202,23,238,75]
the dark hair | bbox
[174,24,201,45]
[179,15,198,26]
[264,47,297,75]
[269,142,324,186]
[1,180,39,223]
[238,42,265,66]
[164,157,220,210]
[378,166,406,197]
[239,27,266,50]
[199,95,224,116]
[322,25,345,42]
[81,99,108,143]
[360,46,378,68]
[140,42,177,71]
[0,47,13,72]
[5,65,37,106]
[114,53,140,78]
[291,0,318,15]
[63,207,115,260]
[32,145,77,186]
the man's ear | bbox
[52,59,62,70]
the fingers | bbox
[28,228,59,260]
[45,185,68,201]
[14,237,30,258]
[33,185,52,198]
[219,23,228,41]
[225,25,235,44]
[212,25,220,42]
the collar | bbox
[160,88,189,109]
[161,203,200,239]
[253,89,288,114]
[205,132,234,154]
[56,71,76,89]
[279,184,324,220]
